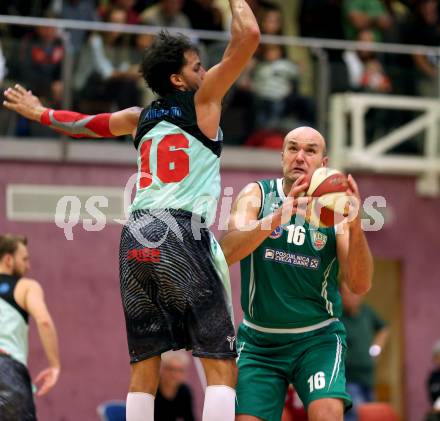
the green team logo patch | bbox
[311,231,328,251]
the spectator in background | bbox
[16,23,64,107]
[341,283,389,421]
[12,20,64,136]
[400,0,440,97]
[251,43,315,131]
[110,0,141,24]
[342,0,393,41]
[259,3,283,36]
[220,3,287,145]
[57,0,99,55]
[140,0,191,29]
[251,43,298,129]
[73,7,141,114]
[344,29,392,142]
[425,340,440,421]
[155,351,195,421]
[343,29,392,93]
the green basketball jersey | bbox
[130,91,222,226]
[240,178,342,329]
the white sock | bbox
[202,385,236,421]
[126,392,155,421]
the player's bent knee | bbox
[308,398,344,421]
[202,358,237,387]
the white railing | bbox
[0,14,439,55]
[330,93,440,196]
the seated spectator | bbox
[73,7,141,114]
[16,23,64,108]
[140,0,191,29]
[9,19,65,137]
[251,44,314,131]
[343,29,392,93]
[400,0,440,97]
[5,13,65,137]
[259,3,283,36]
[155,350,195,421]
[342,0,393,41]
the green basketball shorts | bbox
[235,320,352,421]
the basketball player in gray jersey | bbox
[0,234,60,421]
[4,2,260,420]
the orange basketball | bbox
[305,167,351,227]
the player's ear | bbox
[170,73,185,90]
[4,254,13,268]
[321,156,328,167]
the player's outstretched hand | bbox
[34,366,60,397]
[3,84,46,121]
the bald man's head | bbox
[281,126,328,184]
[283,126,327,156]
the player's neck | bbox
[282,178,293,197]
[0,265,12,275]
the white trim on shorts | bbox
[243,317,338,334]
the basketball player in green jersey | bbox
[0,234,60,420]
[4,3,260,420]
[220,126,373,421]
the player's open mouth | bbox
[292,167,306,173]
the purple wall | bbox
[0,161,439,421]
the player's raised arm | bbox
[194,0,260,137]
[197,0,259,104]
[3,84,141,138]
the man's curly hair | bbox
[141,31,199,97]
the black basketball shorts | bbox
[0,354,37,421]
[119,209,237,363]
